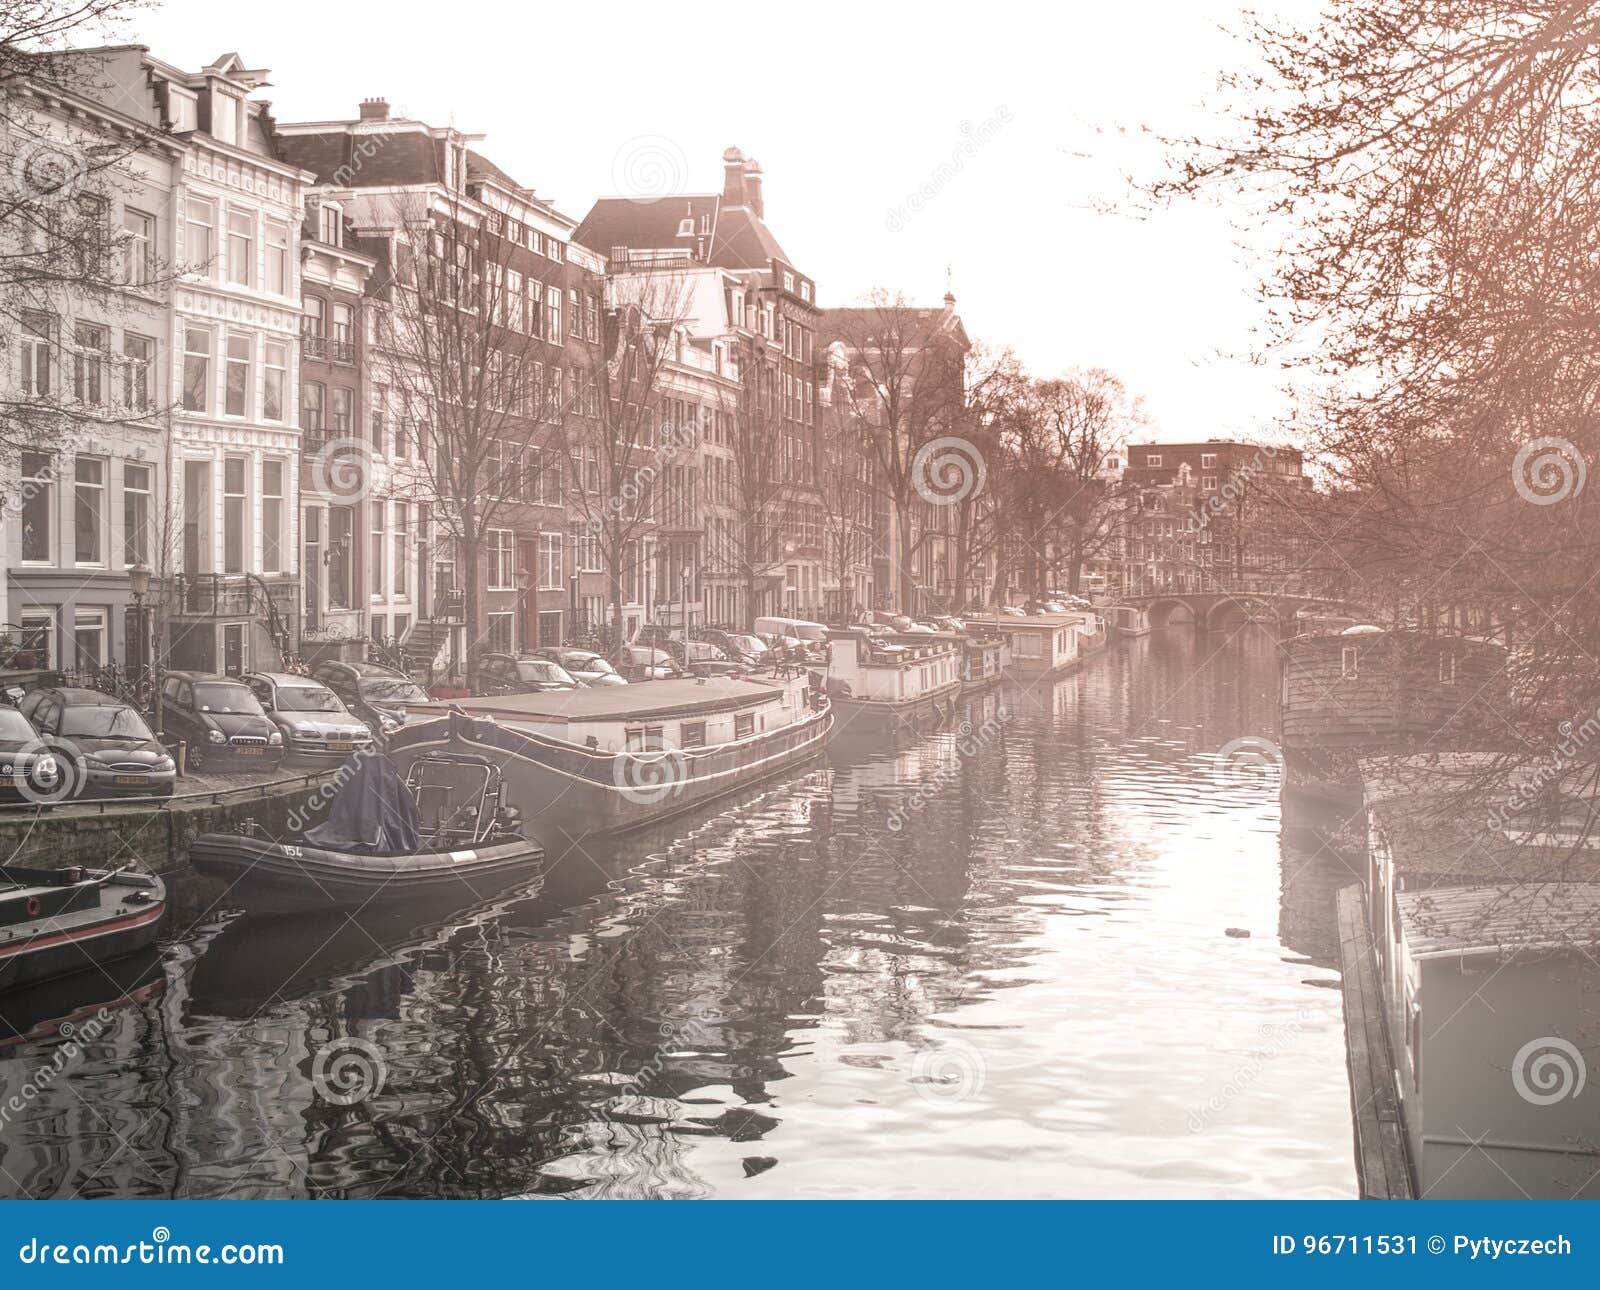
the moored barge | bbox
[389,672,832,843]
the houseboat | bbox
[960,634,1004,691]
[387,671,831,844]
[982,611,1106,677]
[1106,605,1151,637]
[1279,628,1506,806]
[1341,754,1600,1199]
[824,633,964,732]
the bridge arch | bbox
[1203,595,1284,633]
[1144,598,1197,628]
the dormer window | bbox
[212,89,244,146]
[318,202,341,246]
[169,87,198,132]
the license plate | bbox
[235,746,262,756]
[114,775,147,786]
[329,742,354,752]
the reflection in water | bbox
[0,627,1358,1198]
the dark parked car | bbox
[478,653,579,696]
[159,673,284,772]
[17,687,177,798]
[612,645,683,682]
[0,702,70,801]
[532,648,627,687]
[243,672,376,764]
[310,660,433,738]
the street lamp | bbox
[517,566,535,652]
[568,571,580,643]
[128,562,151,684]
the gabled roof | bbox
[820,302,969,352]
[575,193,792,272]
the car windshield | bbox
[566,654,616,675]
[194,683,264,715]
[60,705,154,740]
[793,624,827,642]
[274,685,343,713]
[629,648,672,665]
[0,708,34,741]
[516,661,574,684]
[729,635,765,654]
[363,678,429,703]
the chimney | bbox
[743,157,764,217]
[722,146,745,205]
[359,97,390,122]
[943,290,956,309]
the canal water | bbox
[0,626,1363,1199]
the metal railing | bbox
[0,767,339,815]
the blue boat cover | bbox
[303,753,420,854]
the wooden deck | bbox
[1336,883,1416,1199]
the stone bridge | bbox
[1108,588,1370,634]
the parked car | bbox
[243,672,375,764]
[701,630,769,667]
[311,660,433,738]
[753,616,828,647]
[478,653,579,696]
[157,672,284,773]
[0,702,70,801]
[664,639,744,678]
[927,615,967,634]
[613,645,683,682]
[532,648,627,687]
[16,687,177,798]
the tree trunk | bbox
[462,530,482,695]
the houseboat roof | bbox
[1363,753,1600,884]
[1397,882,1600,959]
[420,676,794,723]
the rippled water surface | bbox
[0,627,1362,1198]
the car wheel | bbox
[187,745,204,772]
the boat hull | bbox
[0,872,166,995]
[390,705,834,844]
[191,834,547,915]
[829,682,964,734]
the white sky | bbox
[123,0,1319,444]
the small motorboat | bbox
[0,866,167,995]
[190,751,546,915]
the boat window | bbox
[194,683,265,715]
[59,704,154,740]
[680,721,706,748]
[1341,646,1359,678]
[734,712,755,739]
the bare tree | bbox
[556,272,693,647]
[370,189,560,693]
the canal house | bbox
[1280,629,1506,804]
[1356,755,1600,1198]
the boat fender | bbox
[24,895,40,918]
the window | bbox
[369,502,385,598]
[224,334,251,417]
[223,456,247,574]
[546,286,561,338]
[263,341,286,421]
[302,296,325,358]
[485,612,514,654]
[122,333,153,410]
[331,386,353,435]
[1202,475,1217,492]
[539,532,561,589]
[73,323,107,404]
[1341,646,1359,678]
[20,453,51,563]
[123,463,151,566]
[393,501,409,596]
[1438,652,1457,685]
[318,202,341,246]
[586,294,599,341]
[487,530,514,589]
[1146,453,1162,468]
[182,327,211,412]
[169,89,197,132]
[328,505,353,608]
[1200,452,1217,469]
[73,609,106,669]
[186,197,215,275]
[265,220,289,295]
[226,209,253,286]
[73,457,105,564]
[212,91,240,145]
[123,208,154,287]
[528,280,543,337]
[262,460,284,573]
[301,380,324,435]
[734,712,755,739]
[680,721,706,748]
[331,303,354,361]
[568,289,581,336]
[20,310,51,396]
